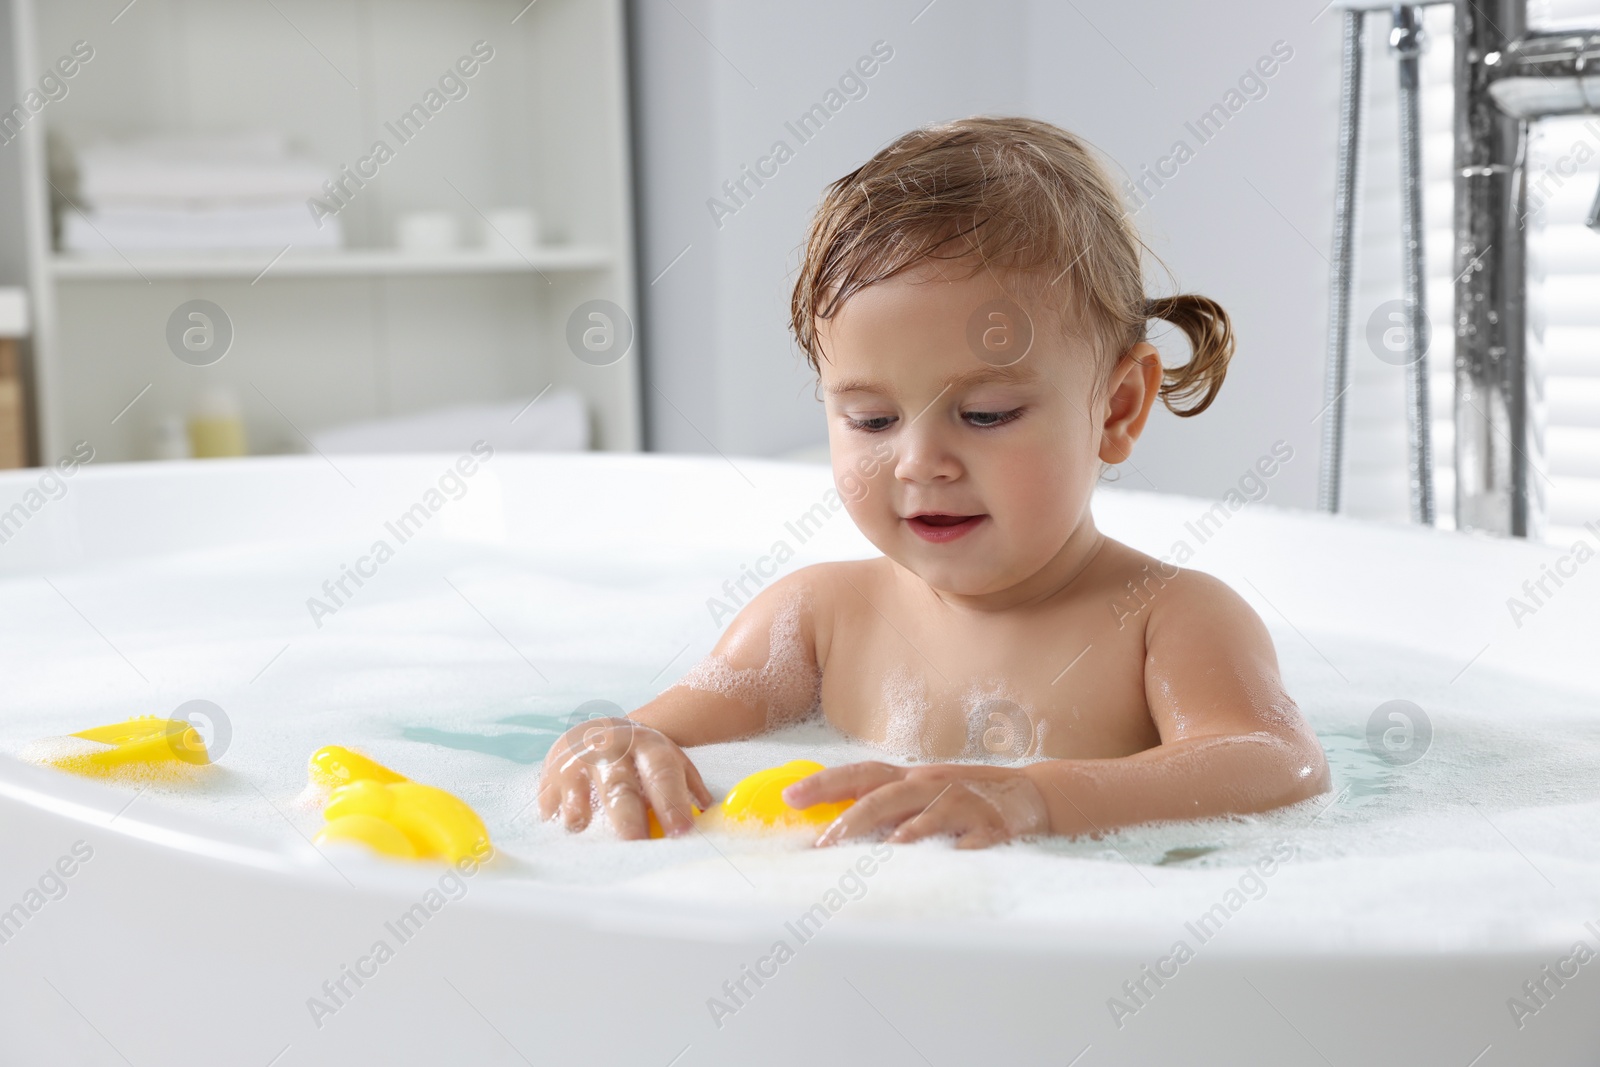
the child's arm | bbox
[784,570,1330,847]
[630,567,829,745]
[538,568,827,839]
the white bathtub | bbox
[0,452,1596,1067]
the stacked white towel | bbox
[60,133,340,253]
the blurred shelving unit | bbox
[49,246,616,280]
[0,0,642,463]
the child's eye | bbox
[844,415,897,433]
[964,408,1024,428]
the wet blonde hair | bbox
[789,115,1233,416]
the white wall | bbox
[1023,2,1338,507]
[632,0,1340,509]
[630,0,1031,460]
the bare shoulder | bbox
[1160,570,1275,662]
[1152,562,1264,629]
[710,559,875,663]
[738,558,876,610]
[1130,555,1326,790]
[793,557,892,593]
[1093,539,1271,648]
[770,558,890,667]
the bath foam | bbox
[20,736,110,767]
[3,528,1600,948]
[872,663,931,760]
[675,592,822,730]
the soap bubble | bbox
[566,299,633,366]
[560,698,635,768]
[1365,698,1431,766]
[168,699,231,764]
[965,297,1033,367]
[166,300,233,366]
[977,698,1034,759]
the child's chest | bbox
[816,582,1161,760]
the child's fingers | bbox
[536,776,561,821]
[551,732,594,776]
[597,765,652,840]
[682,756,714,810]
[885,800,965,845]
[635,749,698,836]
[784,760,902,807]
[559,776,593,832]
[814,778,945,846]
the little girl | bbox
[539,116,1330,848]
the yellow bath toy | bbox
[714,760,852,829]
[307,746,491,864]
[308,745,407,789]
[313,811,417,860]
[646,804,704,839]
[37,716,209,777]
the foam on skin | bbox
[674,593,823,730]
[871,664,933,760]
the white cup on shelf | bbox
[480,208,540,254]
[395,211,459,252]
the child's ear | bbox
[1098,342,1162,464]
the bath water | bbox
[3,532,1598,950]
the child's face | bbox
[816,257,1149,600]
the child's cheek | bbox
[835,437,895,508]
[840,475,882,533]
[835,464,870,505]
[991,441,1077,528]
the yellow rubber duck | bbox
[712,759,852,830]
[308,745,491,864]
[308,745,406,788]
[36,716,209,778]
[641,761,847,837]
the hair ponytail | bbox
[1144,294,1234,417]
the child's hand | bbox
[782,762,1051,849]
[537,717,714,840]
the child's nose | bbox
[893,423,962,483]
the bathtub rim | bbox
[3,749,1587,963]
[3,453,1595,964]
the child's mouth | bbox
[905,512,985,543]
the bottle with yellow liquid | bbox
[188,385,247,458]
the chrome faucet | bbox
[1318,1,1600,538]
[1453,1,1600,538]
[1483,29,1600,231]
